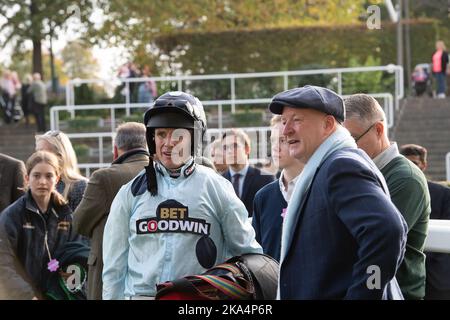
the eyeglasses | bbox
[352,121,381,143]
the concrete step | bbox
[393,97,450,181]
[0,122,39,162]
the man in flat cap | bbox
[270,85,407,299]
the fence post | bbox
[125,81,131,116]
[218,104,223,129]
[98,136,103,164]
[337,72,342,95]
[231,77,236,113]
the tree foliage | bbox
[0,0,97,75]
[7,50,67,84]
[61,40,99,79]
[89,0,373,64]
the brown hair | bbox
[399,144,427,164]
[26,151,67,207]
[221,128,251,150]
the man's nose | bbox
[282,121,292,136]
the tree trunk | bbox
[30,0,43,78]
[32,38,43,78]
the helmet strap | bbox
[145,157,158,196]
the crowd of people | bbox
[0,86,450,301]
[117,62,158,104]
[0,70,48,132]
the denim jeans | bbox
[434,72,446,95]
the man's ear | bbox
[324,115,336,133]
[375,121,385,137]
[113,145,119,160]
[422,161,428,172]
[245,143,251,157]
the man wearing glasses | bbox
[344,93,431,300]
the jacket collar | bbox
[112,148,149,165]
[373,142,399,170]
[25,190,72,217]
[155,157,196,179]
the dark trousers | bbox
[1,93,14,123]
[433,72,446,95]
[33,102,46,133]
[425,284,450,300]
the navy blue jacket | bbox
[223,166,275,217]
[0,191,75,299]
[425,181,450,293]
[280,148,407,299]
[252,180,286,261]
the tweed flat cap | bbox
[268,85,345,123]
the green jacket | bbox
[381,156,430,300]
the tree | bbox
[7,50,67,85]
[0,0,97,77]
[88,0,375,71]
[61,40,99,79]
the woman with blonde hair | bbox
[0,151,79,299]
[35,130,87,211]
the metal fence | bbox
[425,219,450,253]
[65,64,404,111]
[447,152,450,182]
[58,65,402,176]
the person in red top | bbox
[432,40,449,98]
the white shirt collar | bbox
[278,170,299,202]
[373,142,400,170]
[229,164,249,178]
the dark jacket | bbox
[252,180,286,261]
[72,149,149,300]
[425,181,450,295]
[0,191,74,299]
[223,166,275,216]
[44,240,90,300]
[0,153,26,213]
[279,148,407,299]
[56,179,87,212]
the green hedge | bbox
[67,116,99,131]
[73,144,90,162]
[155,20,438,75]
[231,109,265,127]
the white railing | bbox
[59,66,402,176]
[51,93,394,132]
[78,163,110,178]
[425,220,450,253]
[446,152,450,182]
[66,65,404,113]
[68,126,273,177]
[50,103,150,135]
